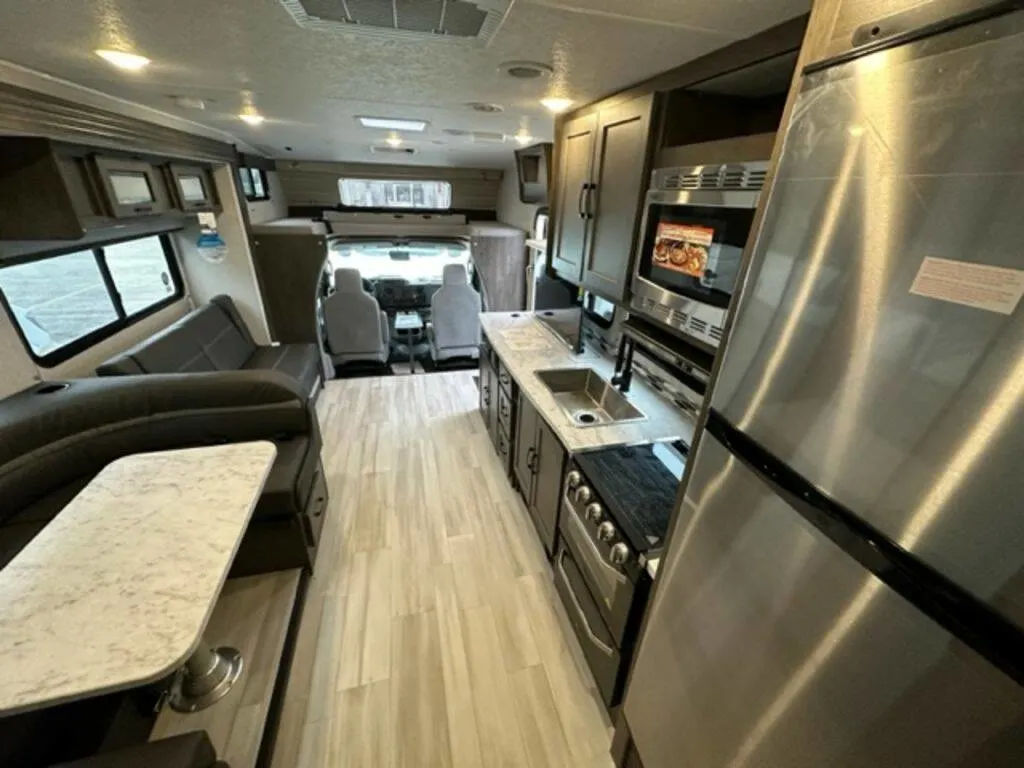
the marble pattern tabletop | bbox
[0,441,277,716]
[481,312,696,454]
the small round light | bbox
[239,112,266,126]
[540,97,573,113]
[95,49,150,71]
[513,131,534,146]
[385,134,403,148]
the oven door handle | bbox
[556,548,616,657]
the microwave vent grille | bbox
[656,163,768,192]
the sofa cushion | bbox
[256,435,315,519]
[132,324,215,373]
[186,303,253,370]
[244,344,320,395]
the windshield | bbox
[327,240,471,283]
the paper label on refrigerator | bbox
[909,257,1023,315]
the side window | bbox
[0,234,184,365]
[0,251,118,357]
[239,167,270,202]
[338,178,453,209]
[103,237,177,315]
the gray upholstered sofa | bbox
[97,295,322,399]
[0,371,327,576]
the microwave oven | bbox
[630,161,767,350]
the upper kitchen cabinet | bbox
[549,113,597,283]
[549,94,654,300]
[583,94,654,301]
[550,95,654,301]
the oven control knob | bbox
[566,470,582,490]
[575,486,592,504]
[609,543,630,566]
[597,522,616,542]
[585,503,603,523]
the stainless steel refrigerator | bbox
[623,6,1024,767]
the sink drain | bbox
[575,411,598,425]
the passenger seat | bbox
[429,264,481,362]
[323,268,390,365]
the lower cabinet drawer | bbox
[498,361,514,397]
[497,424,512,475]
[498,386,513,436]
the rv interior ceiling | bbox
[0,0,809,166]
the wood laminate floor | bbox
[272,371,614,768]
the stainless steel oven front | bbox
[630,162,767,350]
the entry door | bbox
[550,113,596,283]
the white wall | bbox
[246,171,288,225]
[496,160,538,233]
[175,165,272,344]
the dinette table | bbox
[0,441,277,716]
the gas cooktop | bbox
[574,441,686,554]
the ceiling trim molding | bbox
[524,0,736,36]
[0,60,261,155]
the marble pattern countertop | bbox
[0,442,277,716]
[481,312,696,454]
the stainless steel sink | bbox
[535,368,646,428]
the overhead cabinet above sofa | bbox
[0,137,222,241]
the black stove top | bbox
[574,442,686,554]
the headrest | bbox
[442,263,468,286]
[335,268,364,293]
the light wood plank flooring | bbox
[272,371,614,767]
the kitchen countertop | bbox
[480,312,696,454]
[0,442,277,716]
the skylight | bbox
[357,116,429,132]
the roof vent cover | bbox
[279,0,513,45]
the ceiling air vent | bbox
[371,145,418,155]
[470,131,507,144]
[279,0,513,46]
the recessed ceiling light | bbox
[498,61,553,80]
[95,49,150,71]
[385,134,403,148]
[513,131,534,146]
[239,111,266,126]
[357,116,428,132]
[541,97,573,113]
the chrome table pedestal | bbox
[168,642,244,713]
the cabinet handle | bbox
[529,449,540,473]
[584,183,596,220]
[577,183,588,220]
[526,447,535,468]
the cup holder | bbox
[35,382,70,395]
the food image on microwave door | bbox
[652,223,715,279]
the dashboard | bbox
[369,277,442,311]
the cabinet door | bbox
[582,94,654,301]
[513,393,539,503]
[550,113,597,284]
[531,417,567,556]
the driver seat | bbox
[323,268,390,366]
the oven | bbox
[630,162,767,350]
[553,464,652,708]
